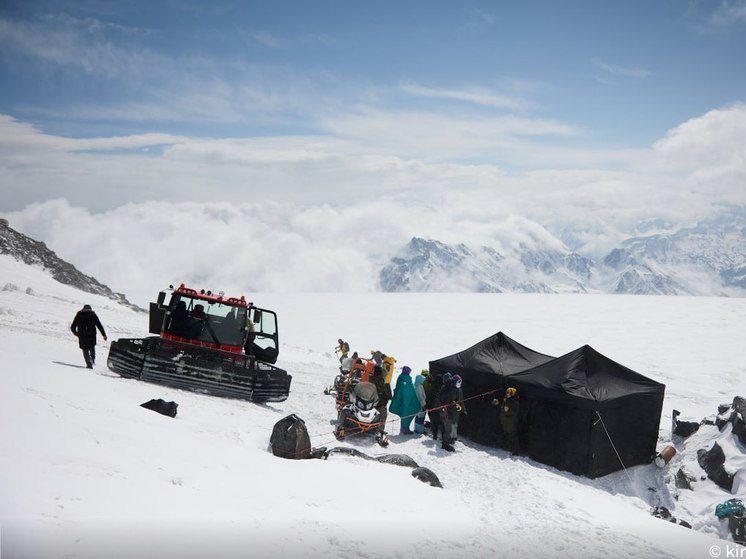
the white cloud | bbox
[708,0,746,27]
[400,83,538,110]
[2,103,746,302]
[592,58,652,79]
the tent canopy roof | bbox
[430,331,554,377]
[510,345,665,403]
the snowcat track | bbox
[107,337,291,402]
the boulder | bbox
[672,409,700,438]
[697,443,735,492]
[376,454,420,468]
[140,399,178,418]
[411,467,443,488]
[730,516,746,546]
[675,468,693,491]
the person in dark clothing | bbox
[168,300,190,337]
[70,304,107,369]
[370,365,392,433]
[437,372,463,452]
[498,387,521,454]
[425,372,443,441]
[450,374,467,442]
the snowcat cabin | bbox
[150,286,250,354]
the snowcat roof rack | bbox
[173,283,249,308]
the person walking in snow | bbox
[335,338,350,363]
[389,366,422,435]
[371,365,392,433]
[413,371,428,434]
[70,304,107,369]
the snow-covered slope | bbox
[0,219,142,311]
[1,255,745,558]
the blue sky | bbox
[2,0,745,146]
[1,1,745,296]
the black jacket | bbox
[437,382,463,422]
[71,308,106,348]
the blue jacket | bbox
[389,373,422,419]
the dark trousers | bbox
[429,410,441,440]
[376,405,388,433]
[503,430,520,454]
[82,346,96,368]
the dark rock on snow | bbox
[375,454,420,468]
[672,409,700,438]
[140,399,178,418]
[411,467,443,488]
[675,468,693,491]
[730,516,746,546]
[696,443,734,492]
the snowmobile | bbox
[106,284,291,402]
[334,381,389,447]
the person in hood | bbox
[70,304,107,369]
[389,366,421,435]
[413,371,428,434]
[437,372,466,452]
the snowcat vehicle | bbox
[107,284,291,402]
[334,381,389,447]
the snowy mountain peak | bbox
[380,236,594,294]
[379,208,746,296]
[0,219,143,311]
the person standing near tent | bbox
[499,387,520,455]
[335,339,350,363]
[371,365,392,433]
[389,366,421,435]
[70,304,107,369]
[426,372,443,441]
[451,374,466,439]
[437,372,463,452]
[413,371,428,434]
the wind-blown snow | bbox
[1,254,745,558]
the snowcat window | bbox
[165,295,247,346]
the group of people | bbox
[334,340,522,454]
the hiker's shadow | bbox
[52,361,88,370]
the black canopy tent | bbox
[509,345,665,477]
[428,332,555,446]
[429,334,665,478]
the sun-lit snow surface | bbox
[1,253,745,559]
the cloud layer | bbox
[3,104,745,305]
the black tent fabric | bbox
[429,336,665,478]
[429,332,554,447]
[509,345,665,477]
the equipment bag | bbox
[270,414,312,459]
[715,499,745,519]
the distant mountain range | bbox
[0,218,143,311]
[380,207,746,296]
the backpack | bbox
[715,499,745,519]
[270,414,312,459]
[343,341,350,353]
